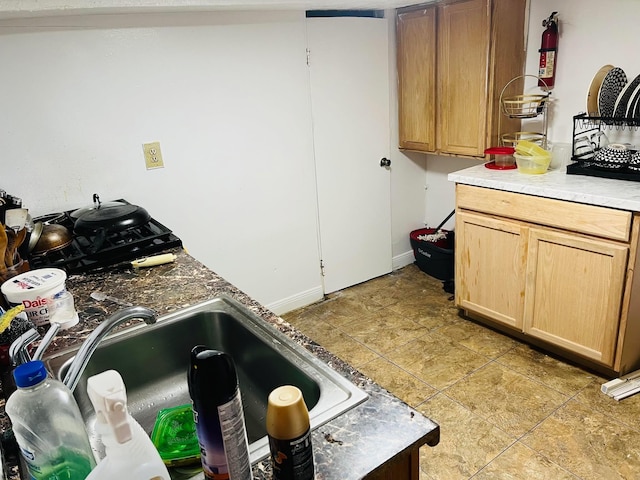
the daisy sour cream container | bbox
[1,268,67,326]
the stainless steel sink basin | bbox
[44,295,367,475]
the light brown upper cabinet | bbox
[397,0,526,156]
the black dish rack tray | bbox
[566,162,640,182]
[28,200,183,274]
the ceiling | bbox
[1,0,431,19]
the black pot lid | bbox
[70,201,125,219]
[69,194,127,219]
[79,204,139,223]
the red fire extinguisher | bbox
[538,12,558,89]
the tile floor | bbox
[281,264,640,480]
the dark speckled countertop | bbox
[0,248,439,479]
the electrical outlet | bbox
[143,142,164,169]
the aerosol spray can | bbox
[266,385,314,480]
[188,346,251,480]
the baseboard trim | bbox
[393,250,415,271]
[266,253,415,315]
[265,285,324,315]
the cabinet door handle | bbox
[380,158,391,167]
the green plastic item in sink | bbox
[150,404,201,467]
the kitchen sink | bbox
[44,295,367,477]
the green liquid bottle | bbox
[28,447,95,480]
[6,361,96,480]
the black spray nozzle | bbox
[543,12,558,28]
[188,346,239,406]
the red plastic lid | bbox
[484,147,515,155]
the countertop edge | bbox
[448,165,640,212]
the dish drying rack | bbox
[498,75,550,149]
[572,112,640,142]
[566,112,640,182]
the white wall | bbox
[0,9,430,314]
[526,0,640,145]
[0,11,323,312]
[386,12,430,267]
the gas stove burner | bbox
[28,199,182,274]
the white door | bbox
[307,16,392,294]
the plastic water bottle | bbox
[5,360,96,480]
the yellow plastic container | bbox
[514,152,551,174]
[515,140,549,157]
[514,140,551,174]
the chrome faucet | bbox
[9,328,40,367]
[62,306,157,392]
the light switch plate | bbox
[143,142,164,169]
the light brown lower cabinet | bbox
[455,184,640,375]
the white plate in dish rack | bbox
[587,65,613,116]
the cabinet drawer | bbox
[456,184,632,242]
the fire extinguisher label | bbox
[539,51,555,79]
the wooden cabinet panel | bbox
[456,210,527,329]
[437,0,488,155]
[396,0,526,157]
[456,184,632,242]
[615,212,640,373]
[524,228,628,364]
[397,7,436,151]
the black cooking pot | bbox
[73,194,150,253]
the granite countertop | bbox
[0,248,439,480]
[448,164,640,211]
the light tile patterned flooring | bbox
[281,264,640,479]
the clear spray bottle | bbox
[85,369,171,480]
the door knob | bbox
[380,158,391,167]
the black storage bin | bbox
[410,228,455,281]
